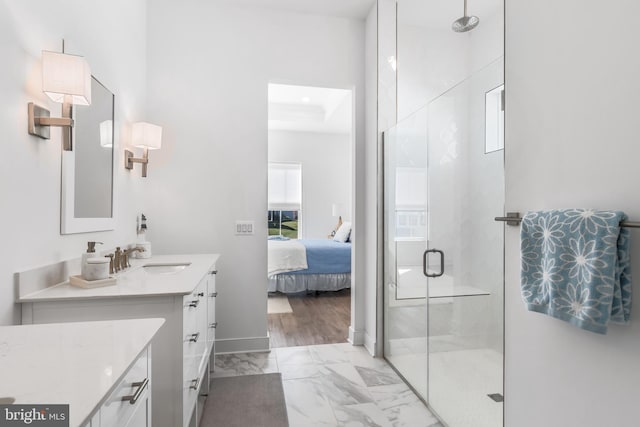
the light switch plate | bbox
[235,221,254,235]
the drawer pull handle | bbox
[189,332,200,342]
[209,270,217,275]
[210,292,218,298]
[210,322,218,329]
[189,300,199,308]
[121,378,149,405]
[190,377,200,390]
[197,292,204,297]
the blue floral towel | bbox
[520,209,632,334]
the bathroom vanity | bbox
[0,318,163,427]
[17,254,220,427]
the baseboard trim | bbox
[348,326,365,346]
[348,327,375,356]
[363,331,376,356]
[215,335,271,354]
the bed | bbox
[268,239,352,293]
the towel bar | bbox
[495,212,640,228]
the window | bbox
[268,163,301,238]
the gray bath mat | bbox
[200,373,289,427]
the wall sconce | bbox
[27,51,92,151]
[125,122,162,177]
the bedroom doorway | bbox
[267,83,354,348]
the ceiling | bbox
[215,0,501,30]
[398,0,502,29]
[216,0,376,20]
[268,84,352,134]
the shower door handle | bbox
[423,249,445,278]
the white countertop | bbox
[18,254,219,303]
[0,318,164,427]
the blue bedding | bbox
[288,239,351,275]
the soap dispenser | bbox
[135,214,151,259]
[81,241,102,278]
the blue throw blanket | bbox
[289,239,351,275]
[520,209,632,334]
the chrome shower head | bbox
[452,0,479,32]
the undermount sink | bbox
[0,397,15,404]
[142,263,191,274]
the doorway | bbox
[266,83,355,348]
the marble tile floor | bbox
[214,343,443,427]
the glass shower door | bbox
[383,57,504,427]
[426,58,505,427]
[383,107,429,399]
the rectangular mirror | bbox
[61,76,115,234]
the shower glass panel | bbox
[426,57,504,427]
[383,56,504,427]
[383,107,429,399]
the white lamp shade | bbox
[332,203,343,217]
[42,51,92,106]
[100,120,113,147]
[132,122,162,150]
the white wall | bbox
[364,2,380,355]
[145,1,366,352]
[268,130,352,239]
[0,0,147,326]
[505,0,640,425]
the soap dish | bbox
[69,275,117,289]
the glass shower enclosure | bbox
[383,58,505,427]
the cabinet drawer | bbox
[182,277,208,425]
[206,271,217,353]
[182,356,202,427]
[183,282,206,351]
[207,322,216,355]
[183,291,203,331]
[100,347,150,427]
[183,337,204,382]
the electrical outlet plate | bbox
[235,221,254,235]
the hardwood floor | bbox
[268,289,351,348]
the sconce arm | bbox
[125,148,150,177]
[36,116,74,127]
[27,102,74,150]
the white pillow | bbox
[333,221,352,243]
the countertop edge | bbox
[17,254,220,303]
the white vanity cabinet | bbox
[18,254,219,427]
